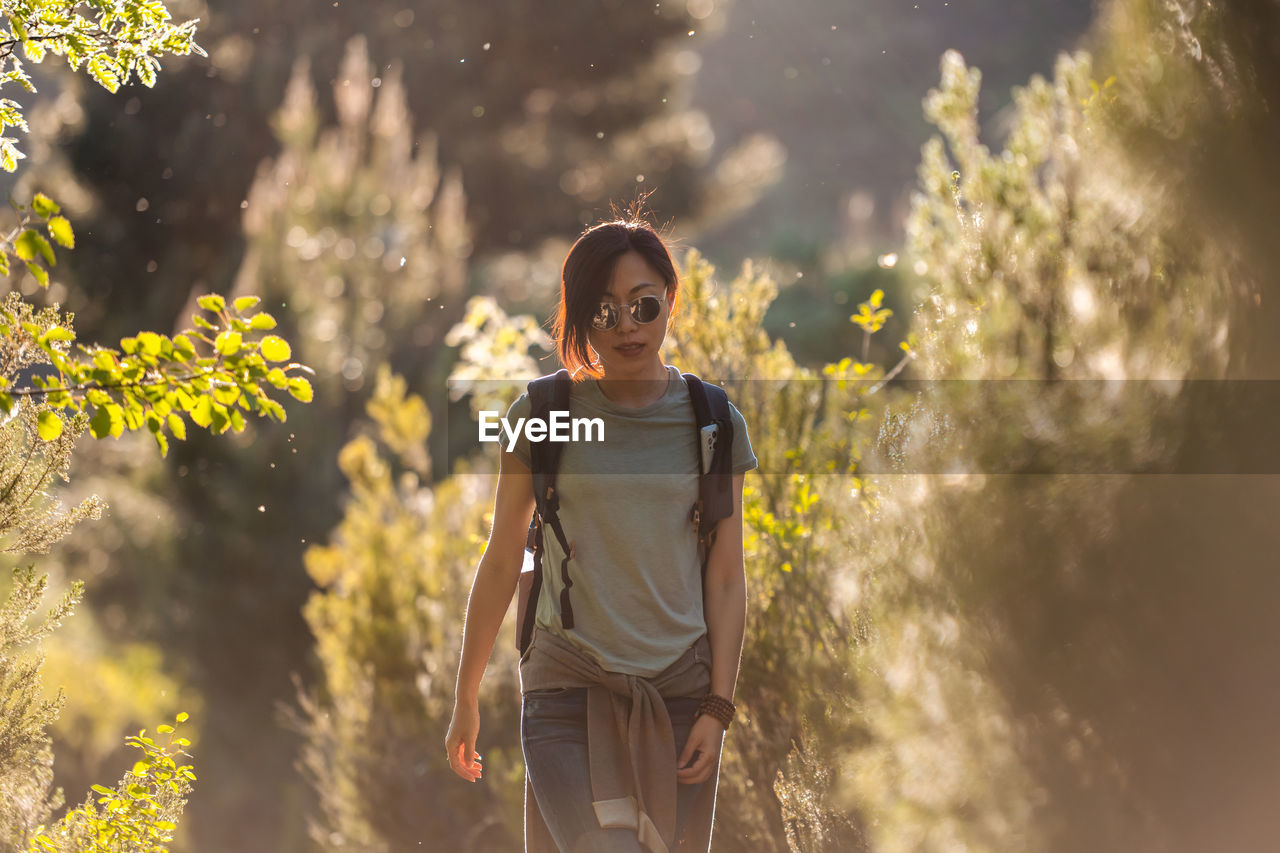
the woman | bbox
[445,213,756,852]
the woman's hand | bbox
[676,715,725,786]
[445,699,483,782]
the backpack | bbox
[515,368,736,655]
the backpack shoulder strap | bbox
[519,369,573,654]
[528,368,571,510]
[682,373,736,573]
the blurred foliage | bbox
[0,1,311,849]
[822,4,1280,851]
[290,365,529,851]
[687,0,1094,272]
[760,262,908,368]
[663,249,906,851]
[0,392,102,555]
[1092,0,1280,377]
[444,294,554,418]
[907,49,1229,384]
[146,40,480,849]
[37,630,195,805]
[52,0,719,340]
[0,566,197,853]
[236,36,470,398]
[0,565,80,845]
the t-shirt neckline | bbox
[582,364,681,415]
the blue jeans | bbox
[521,687,706,852]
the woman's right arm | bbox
[445,448,535,782]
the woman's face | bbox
[586,249,674,379]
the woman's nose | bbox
[615,306,639,333]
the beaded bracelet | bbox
[694,693,736,729]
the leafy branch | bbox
[0,191,75,286]
[0,189,312,455]
[0,290,313,455]
[0,0,207,170]
[27,712,198,852]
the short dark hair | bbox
[553,210,680,380]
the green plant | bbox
[0,2,311,849]
[0,0,205,170]
[27,713,196,852]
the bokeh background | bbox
[5,0,1280,849]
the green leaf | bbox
[266,368,288,388]
[136,332,163,355]
[157,724,174,734]
[212,384,240,406]
[190,396,213,428]
[210,401,229,433]
[260,398,287,423]
[260,335,291,362]
[132,760,152,775]
[90,406,112,438]
[14,229,42,261]
[249,312,277,330]
[93,350,118,371]
[233,296,260,312]
[214,331,242,356]
[41,326,73,343]
[37,410,63,440]
[176,712,190,722]
[107,404,125,438]
[0,139,23,173]
[287,377,313,403]
[87,55,121,93]
[196,294,226,312]
[31,193,59,217]
[90,784,114,796]
[138,56,159,88]
[47,215,74,248]
[23,261,48,287]
[167,413,186,440]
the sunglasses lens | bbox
[633,295,663,324]
[591,303,618,330]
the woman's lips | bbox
[615,342,645,357]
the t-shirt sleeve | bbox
[504,392,534,469]
[728,401,758,474]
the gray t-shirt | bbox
[505,364,757,677]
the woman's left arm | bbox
[677,472,747,786]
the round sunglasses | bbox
[590,293,665,331]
